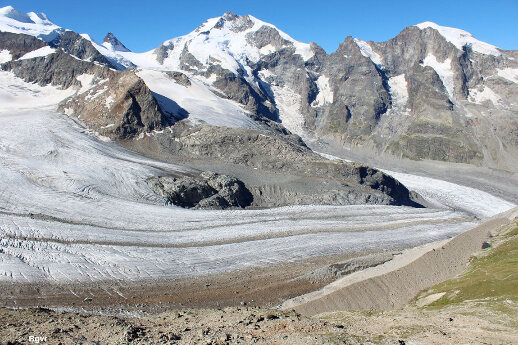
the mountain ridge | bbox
[1,5,517,170]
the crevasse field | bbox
[0,72,515,284]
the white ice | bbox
[468,86,502,106]
[0,49,12,63]
[312,75,334,107]
[381,170,516,218]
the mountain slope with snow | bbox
[1,5,518,169]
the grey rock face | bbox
[165,71,191,87]
[58,69,168,139]
[215,12,254,32]
[2,48,96,88]
[49,31,113,67]
[246,25,291,50]
[147,172,253,209]
[0,32,46,59]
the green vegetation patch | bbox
[426,224,518,308]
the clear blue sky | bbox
[5,0,518,53]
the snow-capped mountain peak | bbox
[102,32,130,52]
[415,21,501,56]
[0,5,63,42]
[0,5,32,23]
[153,11,314,73]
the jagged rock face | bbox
[133,15,518,168]
[59,69,167,139]
[147,171,253,209]
[0,31,46,59]
[0,31,167,140]
[103,32,130,52]
[49,31,113,66]
[359,25,518,165]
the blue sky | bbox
[5,0,518,53]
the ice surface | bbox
[381,170,515,218]
[0,75,503,283]
[269,83,305,134]
[468,86,502,106]
[0,71,75,111]
[416,21,501,56]
[0,102,485,283]
[312,75,334,107]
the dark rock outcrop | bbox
[147,171,253,209]
[49,31,113,67]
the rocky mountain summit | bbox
[126,12,517,169]
[2,6,517,169]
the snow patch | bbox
[312,75,334,107]
[85,86,108,100]
[0,71,74,112]
[270,84,305,135]
[105,95,115,109]
[354,38,383,66]
[315,151,352,162]
[75,73,95,94]
[497,68,518,83]
[388,74,409,111]
[421,54,454,98]
[137,69,259,128]
[469,86,501,106]
[0,49,12,63]
[18,46,55,60]
[416,22,501,56]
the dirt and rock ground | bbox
[1,296,517,344]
